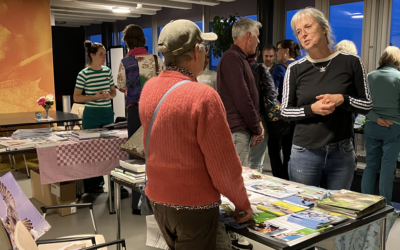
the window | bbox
[286,10,298,41]
[330,2,364,56]
[89,34,102,44]
[390,0,400,47]
[119,28,153,53]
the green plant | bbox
[209,15,238,59]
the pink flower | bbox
[37,97,46,107]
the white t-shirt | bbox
[197,69,217,90]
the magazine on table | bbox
[245,180,303,199]
[299,186,328,200]
[283,195,314,207]
[241,167,266,183]
[315,190,386,219]
[248,194,307,216]
[248,215,332,246]
[287,207,347,229]
[219,204,278,229]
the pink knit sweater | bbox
[139,70,251,211]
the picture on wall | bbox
[0,0,55,113]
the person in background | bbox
[74,40,116,193]
[218,18,264,168]
[334,39,359,147]
[262,44,277,74]
[282,8,372,190]
[218,18,263,250]
[361,46,400,206]
[334,39,358,55]
[197,45,217,90]
[116,24,165,213]
[248,47,277,174]
[139,19,252,250]
[267,39,300,180]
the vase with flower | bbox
[37,94,55,119]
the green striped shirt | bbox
[75,66,114,108]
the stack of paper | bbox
[315,190,386,219]
[0,139,35,152]
[119,159,146,173]
[11,128,52,139]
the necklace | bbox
[311,59,332,72]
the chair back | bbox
[71,103,85,117]
[14,221,39,250]
[0,222,13,250]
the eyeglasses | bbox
[204,44,210,53]
[296,22,314,37]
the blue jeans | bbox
[249,114,268,173]
[361,121,400,206]
[288,138,356,190]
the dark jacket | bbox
[217,45,262,136]
[269,62,276,75]
[248,60,278,118]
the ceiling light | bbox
[352,15,363,19]
[137,4,143,9]
[112,7,131,13]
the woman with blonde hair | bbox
[281,7,372,190]
[334,39,358,55]
[361,46,400,206]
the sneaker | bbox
[230,232,253,250]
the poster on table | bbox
[0,172,51,249]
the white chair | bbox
[52,103,85,131]
[10,203,126,250]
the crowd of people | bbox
[74,7,400,250]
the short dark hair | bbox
[84,40,104,65]
[262,44,276,53]
[276,39,301,58]
[122,24,146,50]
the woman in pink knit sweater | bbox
[139,20,252,250]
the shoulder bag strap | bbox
[144,79,191,184]
[153,55,159,76]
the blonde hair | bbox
[232,18,262,41]
[159,43,205,67]
[291,7,334,47]
[379,46,400,68]
[335,40,358,55]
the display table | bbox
[227,206,394,250]
[111,175,396,250]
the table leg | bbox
[380,217,387,250]
[108,175,115,214]
[115,181,121,250]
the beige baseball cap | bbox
[158,19,218,56]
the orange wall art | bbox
[0,0,55,114]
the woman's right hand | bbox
[234,207,254,224]
[93,91,105,100]
[311,100,335,116]
[377,118,393,127]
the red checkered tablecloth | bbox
[37,136,129,184]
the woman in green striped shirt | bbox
[73,40,116,193]
[74,40,116,129]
